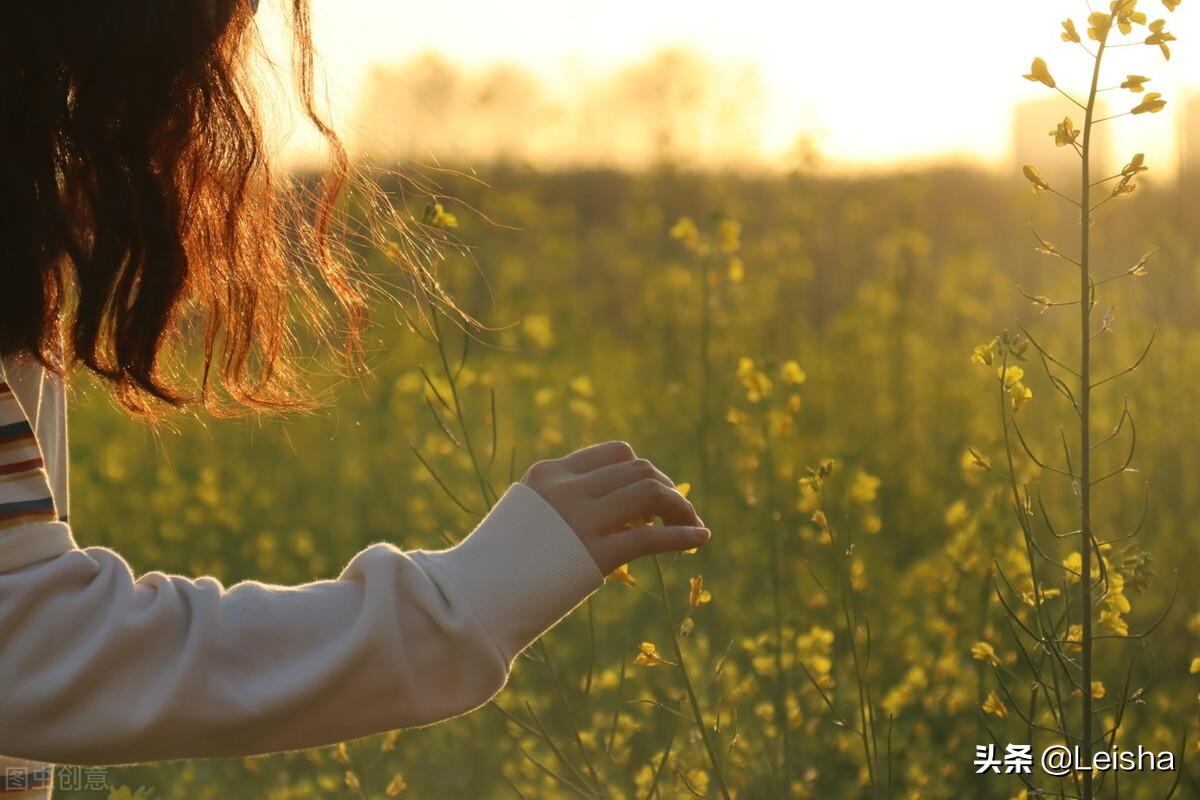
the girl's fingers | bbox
[598,525,712,570]
[580,458,673,498]
[562,440,637,473]
[593,478,702,531]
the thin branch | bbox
[1097,481,1150,546]
[1019,322,1082,378]
[1090,409,1137,487]
[1011,414,1076,479]
[1057,86,1089,110]
[1091,328,1157,389]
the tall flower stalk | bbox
[977,3,1180,798]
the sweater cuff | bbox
[0,522,76,575]
[416,483,606,661]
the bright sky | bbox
[259,0,1199,170]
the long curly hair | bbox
[0,0,432,414]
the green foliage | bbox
[58,159,1200,798]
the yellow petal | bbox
[1088,11,1113,40]
[1121,74,1150,92]
[387,774,409,796]
[608,563,638,587]
[1022,57,1057,88]
[1022,164,1050,192]
[1132,92,1168,114]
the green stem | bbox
[1078,21,1110,800]
[822,490,877,796]
[652,555,732,800]
[763,419,791,796]
[698,253,713,500]
[431,313,495,506]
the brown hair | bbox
[0,0,440,414]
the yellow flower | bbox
[423,201,458,229]
[1106,573,1132,614]
[1022,57,1056,88]
[670,216,701,249]
[944,499,969,527]
[569,397,597,421]
[1123,153,1149,176]
[982,690,1008,718]
[780,360,808,385]
[689,575,712,608]
[1061,19,1081,42]
[1112,0,1148,34]
[1114,172,1139,197]
[608,563,638,587]
[1163,0,1181,10]
[728,256,745,282]
[345,771,362,792]
[1088,11,1114,40]
[1121,74,1151,92]
[971,641,1001,667]
[1049,117,1080,147]
[971,341,996,366]
[333,742,351,766]
[634,641,669,667]
[1010,381,1033,412]
[999,365,1024,388]
[1022,164,1050,194]
[1062,551,1083,582]
[1101,609,1130,636]
[522,313,555,349]
[1092,681,1107,700]
[1145,19,1176,59]
[1190,657,1200,674]
[849,470,881,503]
[386,774,409,796]
[738,359,773,402]
[568,375,594,397]
[381,730,399,752]
[1132,92,1168,114]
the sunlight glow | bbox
[259,0,1198,172]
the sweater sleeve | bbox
[0,483,605,765]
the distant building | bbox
[1012,95,1114,187]
[1176,89,1200,181]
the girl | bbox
[0,1,709,795]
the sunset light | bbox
[259,0,1197,170]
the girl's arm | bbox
[0,482,602,764]
[0,443,706,766]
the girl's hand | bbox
[521,441,711,574]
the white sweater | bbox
[0,355,606,798]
